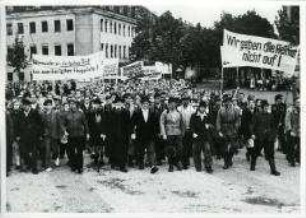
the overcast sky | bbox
[142,2,283,29]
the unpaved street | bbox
[6,149,300,213]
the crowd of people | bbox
[5,79,300,176]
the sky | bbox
[142,2,283,29]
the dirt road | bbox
[6,149,300,213]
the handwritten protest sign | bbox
[32,52,105,81]
[121,61,144,79]
[221,29,298,76]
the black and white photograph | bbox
[2,0,303,215]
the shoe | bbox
[250,166,255,171]
[223,164,229,170]
[77,168,83,174]
[206,167,213,174]
[45,167,53,172]
[32,168,39,174]
[120,167,128,173]
[176,162,182,171]
[168,165,174,172]
[150,166,159,174]
[290,162,296,167]
[183,165,188,170]
[271,170,280,176]
[55,158,60,167]
[196,168,201,172]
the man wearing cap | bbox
[190,100,213,173]
[41,99,63,171]
[131,96,159,174]
[251,100,280,176]
[15,97,44,174]
[216,94,241,169]
[63,98,89,174]
[271,94,287,153]
[285,97,300,167]
[160,97,185,172]
[177,96,196,169]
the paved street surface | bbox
[6,149,300,213]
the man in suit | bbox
[131,96,159,174]
[16,97,44,174]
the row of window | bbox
[99,19,135,37]
[7,43,75,58]
[7,19,74,35]
[101,43,130,59]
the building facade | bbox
[6,7,138,82]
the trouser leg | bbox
[182,130,192,168]
[203,141,213,169]
[147,140,156,167]
[192,139,202,171]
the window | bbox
[123,25,125,36]
[7,23,13,35]
[17,23,24,34]
[29,22,36,34]
[127,46,130,58]
[110,21,112,33]
[123,46,126,58]
[114,45,117,58]
[19,72,25,81]
[110,45,113,58]
[114,22,117,34]
[100,19,104,32]
[105,44,108,58]
[100,43,104,51]
[118,24,121,35]
[66,19,73,31]
[105,20,108,32]
[30,45,37,57]
[128,26,130,37]
[119,46,121,58]
[42,45,49,55]
[41,21,48,32]
[54,45,62,56]
[7,46,13,61]
[54,20,61,32]
[67,43,74,56]
[7,73,13,81]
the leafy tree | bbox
[7,37,28,80]
[275,6,299,45]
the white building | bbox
[6,7,137,82]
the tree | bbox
[275,6,299,45]
[7,37,28,80]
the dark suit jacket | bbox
[132,108,158,142]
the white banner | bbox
[32,52,105,81]
[222,29,298,75]
[121,61,144,79]
[155,62,172,75]
[101,58,119,79]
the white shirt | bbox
[142,109,149,123]
[178,105,196,129]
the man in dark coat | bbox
[87,98,107,167]
[131,96,159,174]
[190,101,213,173]
[108,97,130,172]
[251,100,280,176]
[16,98,44,174]
[271,94,287,153]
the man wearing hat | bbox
[131,96,159,174]
[160,97,185,172]
[15,97,44,174]
[87,98,106,169]
[271,94,287,154]
[251,100,280,176]
[177,95,196,169]
[190,100,213,173]
[216,94,241,169]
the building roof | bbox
[6,6,138,25]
